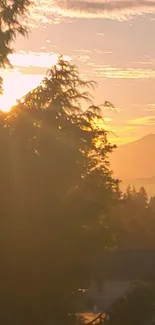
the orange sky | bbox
[1,0,155,145]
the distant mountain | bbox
[111,134,155,183]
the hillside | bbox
[110,134,155,196]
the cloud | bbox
[73,54,91,62]
[145,103,155,111]
[105,51,113,55]
[127,116,155,126]
[0,51,72,79]
[74,49,92,54]
[9,52,58,68]
[109,135,138,145]
[72,49,92,63]
[0,52,72,111]
[7,52,72,70]
[87,62,155,79]
[107,124,138,145]
[31,0,155,22]
[96,32,104,36]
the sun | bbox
[0,92,18,112]
[0,69,44,113]
[0,52,64,112]
[0,71,19,112]
[0,52,63,112]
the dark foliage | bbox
[0,58,119,324]
[109,185,155,250]
[0,0,32,67]
[104,283,155,325]
[0,0,32,93]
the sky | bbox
[1,0,155,145]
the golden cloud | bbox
[87,63,155,79]
[7,52,72,70]
[30,0,155,22]
[127,115,155,126]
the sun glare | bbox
[0,52,61,112]
[10,52,59,68]
[0,70,19,112]
[0,69,44,112]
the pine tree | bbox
[0,0,32,67]
[0,0,32,93]
[0,58,119,324]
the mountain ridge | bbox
[116,133,155,149]
[111,133,155,180]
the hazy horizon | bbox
[111,133,155,196]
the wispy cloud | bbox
[108,124,138,145]
[109,135,138,145]
[96,32,104,36]
[145,103,155,111]
[73,54,91,63]
[127,116,155,126]
[87,62,155,79]
[31,0,155,22]
[74,49,92,55]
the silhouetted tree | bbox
[136,186,148,209]
[0,0,32,67]
[108,185,155,250]
[123,185,137,201]
[104,283,155,325]
[0,58,119,324]
[0,0,32,93]
[149,196,155,212]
